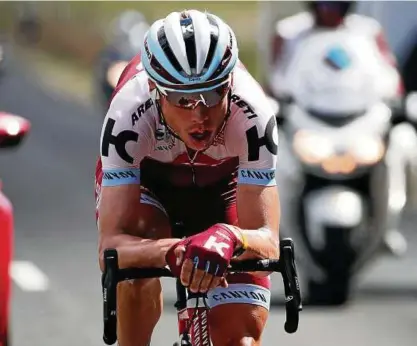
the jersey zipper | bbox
[187,149,199,185]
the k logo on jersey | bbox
[245,116,278,161]
[101,118,138,164]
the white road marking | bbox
[10,260,49,291]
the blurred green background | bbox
[0,1,303,81]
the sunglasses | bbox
[156,83,230,109]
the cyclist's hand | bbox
[165,223,241,293]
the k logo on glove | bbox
[165,223,241,278]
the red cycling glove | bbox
[165,223,242,278]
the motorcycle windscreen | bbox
[287,102,391,173]
[306,108,364,127]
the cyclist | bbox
[96,9,280,346]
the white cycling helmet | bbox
[141,9,238,93]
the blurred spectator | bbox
[94,10,149,112]
[15,2,42,45]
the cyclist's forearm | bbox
[244,228,279,259]
[231,227,280,259]
[99,233,178,270]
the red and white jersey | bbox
[98,56,278,189]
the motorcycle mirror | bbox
[0,113,31,149]
[266,95,280,118]
[405,92,417,123]
[273,95,294,126]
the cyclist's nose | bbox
[190,104,209,122]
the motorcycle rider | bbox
[266,1,403,99]
[96,9,280,346]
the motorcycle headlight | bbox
[293,130,334,164]
[106,61,129,88]
[321,153,357,174]
[293,130,385,174]
[350,135,385,165]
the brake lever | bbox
[280,238,302,333]
[103,249,119,345]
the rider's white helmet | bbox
[141,9,239,93]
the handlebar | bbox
[101,238,302,345]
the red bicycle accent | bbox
[187,302,210,346]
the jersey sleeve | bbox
[99,79,153,187]
[227,93,279,187]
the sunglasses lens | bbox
[164,84,229,108]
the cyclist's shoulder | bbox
[106,59,156,131]
[344,13,382,36]
[100,63,156,168]
[230,63,276,127]
[275,12,314,39]
[110,53,147,103]
[226,65,278,167]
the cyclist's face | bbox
[159,88,229,151]
[313,3,345,27]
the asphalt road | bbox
[0,45,416,346]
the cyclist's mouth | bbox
[188,129,213,148]
[190,130,211,141]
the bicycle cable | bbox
[182,292,211,337]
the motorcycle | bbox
[273,30,416,305]
[0,112,31,346]
[94,10,149,113]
